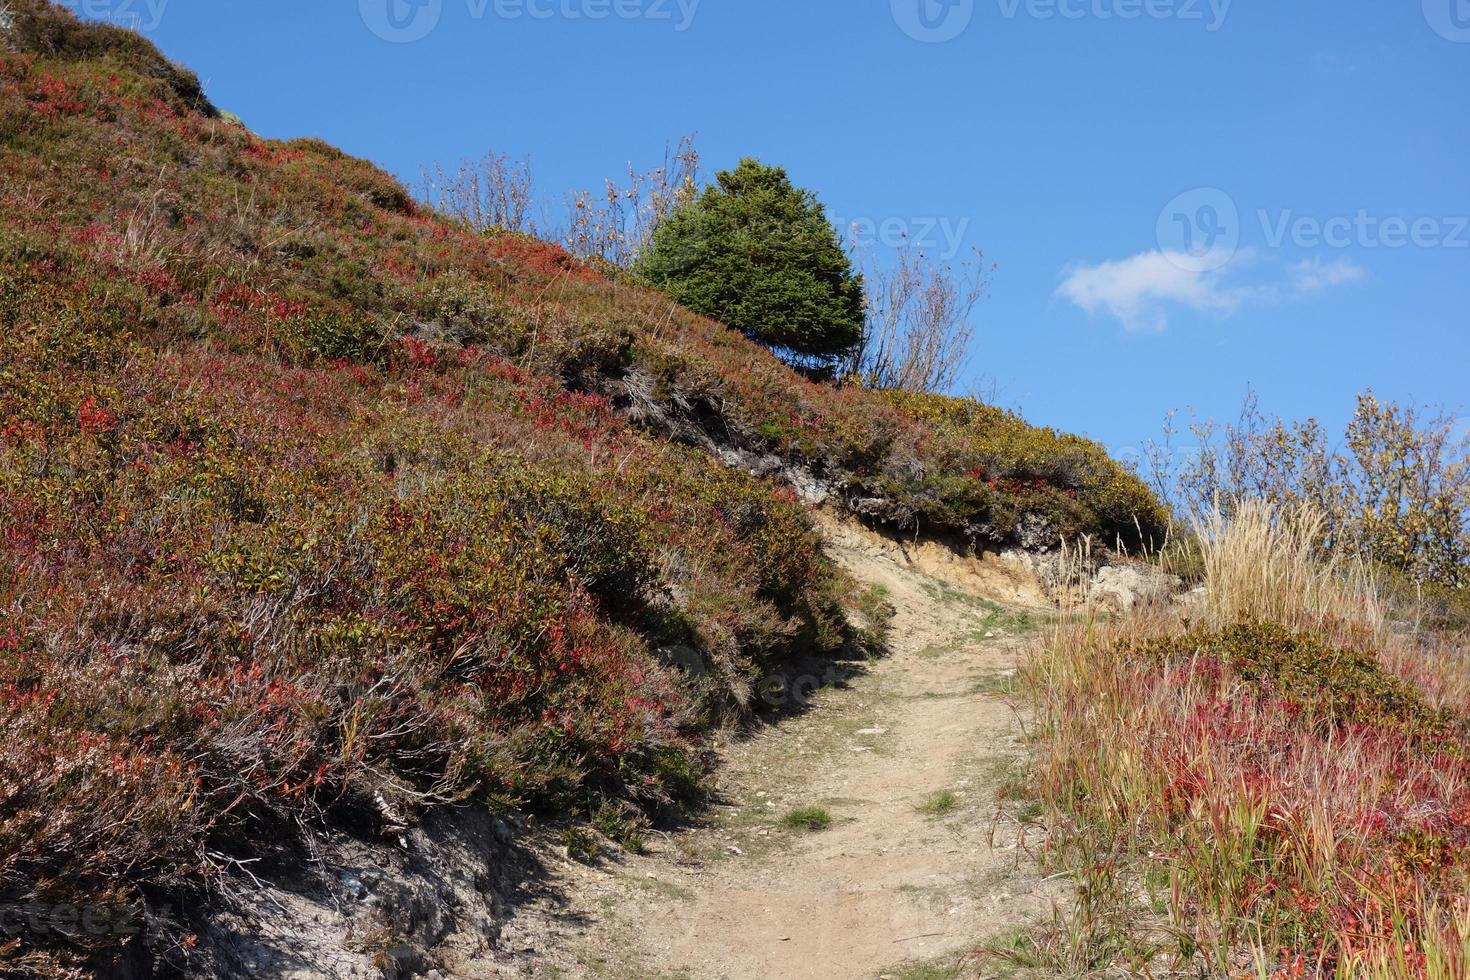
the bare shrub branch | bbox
[1153,389,1470,588]
[846,240,991,394]
[563,133,700,267]
[420,150,537,233]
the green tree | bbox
[637,158,864,367]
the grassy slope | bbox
[0,2,1164,973]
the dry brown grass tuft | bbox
[1192,499,1384,640]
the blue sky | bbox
[77,0,1469,462]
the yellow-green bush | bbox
[880,389,1169,548]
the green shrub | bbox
[880,389,1170,550]
[637,158,864,366]
[1128,621,1450,742]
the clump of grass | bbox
[979,605,1040,637]
[915,789,960,817]
[560,826,600,863]
[779,805,833,832]
[1015,800,1043,824]
[994,773,1031,803]
[974,926,1049,973]
[887,962,961,980]
[856,583,896,637]
[592,801,649,854]
[1193,501,1385,638]
[970,668,1021,697]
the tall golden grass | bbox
[1192,501,1384,639]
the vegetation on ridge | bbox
[1150,389,1470,591]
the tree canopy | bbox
[637,158,865,366]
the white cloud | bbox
[1056,251,1247,332]
[1056,250,1366,332]
[1288,257,1367,293]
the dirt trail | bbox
[497,518,1065,979]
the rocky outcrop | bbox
[1089,562,1184,612]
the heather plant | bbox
[1,0,213,114]
[0,13,850,960]
[0,260,853,971]
[879,389,1170,550]
[0,15,1153,556]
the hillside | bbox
[0,2,1167,975]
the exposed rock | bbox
[1014,513,1058,552]
[849,497,892,518]
[184,806,543,978]
[709,445,836,506]
[1178,584,1210,614]
[712,445,783,479]
[784,464,831,505]
[997,548,1069,594]
[615,369,1115,557]
[1090,563,1183,612]
[817,511,1055,608]
[385,944,424,977]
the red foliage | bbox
[486,234,602,284]
[76,396,118,434]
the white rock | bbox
[1090,563,1181,612]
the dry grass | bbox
[1192,501,1385,640]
